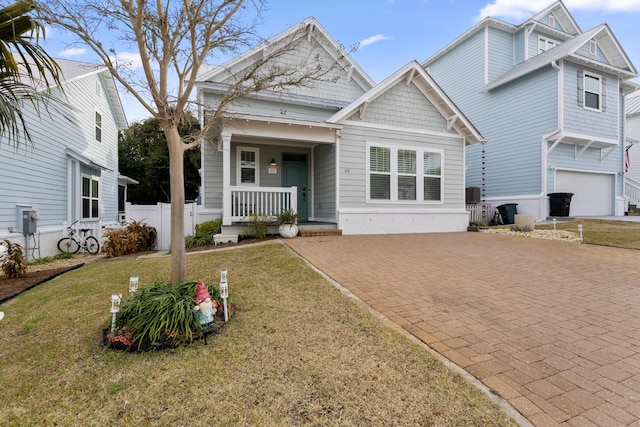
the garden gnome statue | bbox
[194,280,217,325]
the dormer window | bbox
[538,36,558,54]
[589,40,597,55]
[548,14,555,28]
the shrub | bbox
[107,280,232,350]
[185,219,221,249]
[126,219,157,251]
[1,240,27,278]
[102,220,157,258]
[241,213,273,239]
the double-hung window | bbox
[82,174,100,219]
[369,146,391,200]
[538,36,558,54]
[397,149,416,200]
[423,152,442,201]
[583,72,602,111]
[368,144,443,203]
[237,147,259,186]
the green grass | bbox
[536,218,640,249]
[0,243,516,426]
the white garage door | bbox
[555,171,612,216]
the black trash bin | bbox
[497,203,518,225]
[548,193,573,217]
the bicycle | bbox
[57,220,101,255]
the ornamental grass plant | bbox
[0,243,516,426]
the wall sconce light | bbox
[268,158,278,175]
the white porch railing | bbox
[466,202,493,225]
[229,186,297,223]
[626,177,640,206]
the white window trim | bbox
[236,146,260,186]
[538,36,558,54]
[589,40,597,56]
[95,111,102,143]
[366,142,444,204]
[81,173,100,220]
[583,71,602,112]
[548,14,555,28]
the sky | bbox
[41,0,640,123]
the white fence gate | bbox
[125,202,198,251]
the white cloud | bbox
[111,52,144,69]
[58,47,86,58]
[474,0,640,23]
[359,34,391,48]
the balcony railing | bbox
[229,186,297,223]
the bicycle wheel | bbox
[85,236,100,255]
[58,237,80,254]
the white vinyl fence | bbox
[125,202,199,250]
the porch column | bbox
[221,131,232,226]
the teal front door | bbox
[282,154,308,221]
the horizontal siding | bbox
[488,28,513,82]
[427,30,487,114]
[202,141,223,210]
[478,67,558,196]
[0,72,120,229]
[313,144,336,219]
[514,30,525,64]
[203,92,338,122]
[563,62,619,138]
[338,124,465,209]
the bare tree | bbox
[35,0,344,283]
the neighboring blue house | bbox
[196,18,483,235]
[423,0,637,220]
[625,89,640,209]
[0,59,129,258]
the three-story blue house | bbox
[423,0,637,220]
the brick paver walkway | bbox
[285,232,640,426]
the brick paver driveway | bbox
[285,232,640,426]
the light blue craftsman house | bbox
[0,59,129,257]
[196,18,483,235]
[423,1,637,220]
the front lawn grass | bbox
[0,243,516,426]
[536,218,640,249]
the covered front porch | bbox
[216,115,342,229]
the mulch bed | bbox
[0,264,84,304]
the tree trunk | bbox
[166,126,187,283]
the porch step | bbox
[299,229,342,237]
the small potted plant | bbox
[277,209,298,238]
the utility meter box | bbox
[22,210,38,234]
[15,205,37,234]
